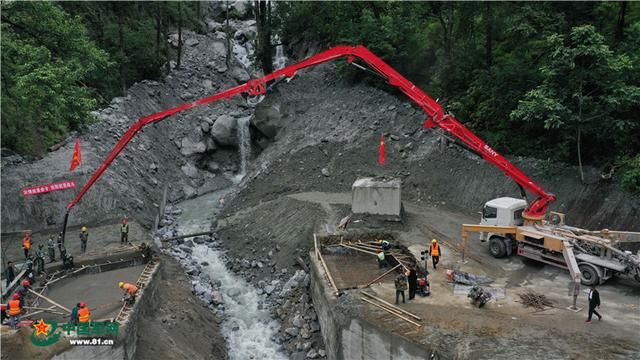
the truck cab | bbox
[479,197,527,242]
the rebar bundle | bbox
[518,291,553,310]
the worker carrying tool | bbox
[119,282,139,304]
[8,293,22,329]
[22,231,32,259]
[429,239,442,270]
[78,302,91,323]
[377,250,388,268]
[34,244,46,275]
[47,235,56,262]
[79,227,89,253]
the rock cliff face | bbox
[1,14,260,233]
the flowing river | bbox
[174,189,287,360]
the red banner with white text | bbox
[21,181,77,197]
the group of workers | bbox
[8,217,132,282]
[1,217,138,330]
[374,238,438,305]
[377,239,441,270]
[1,280,140,329]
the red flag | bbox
[69,139,81,172]
[378,134,385,165]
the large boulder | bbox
[180,136,207,156]
[210,114,238,147]
[252,103,283,139]
[230,67,250,83]
[181,162,199,178]
[231,1,252,18]
[210,41,227,61]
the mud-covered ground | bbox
[135,255,226,360]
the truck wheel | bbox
[489,236,507,258]
[579,263,600,286]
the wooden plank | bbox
[28,288,72,313]
[360,265,401,288]
[362,292,422,321]
[314,234,320,260]
[339,243,378,256]
[348,243,382,251]
[388,253,410,272]
[361,298,422,327]
[317,249,339,295]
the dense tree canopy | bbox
[1,2,638,192]
[277,1,640,192]
[1,1,199,157]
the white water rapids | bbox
[175,190,286,360]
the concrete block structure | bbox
[351,177,402,220]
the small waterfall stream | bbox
[237,116,252,177]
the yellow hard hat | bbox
[432,239,437,243]
[118,282,124,288]
[81,226,87,232]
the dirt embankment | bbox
[135,254,226,360]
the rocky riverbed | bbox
[156,188,326,360]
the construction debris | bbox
[518,291,553,310]
[446,269,493,286]
[360,292,422,327]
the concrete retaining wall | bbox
[51,261,161,360]
[309,252,429,360]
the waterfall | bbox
[237,116,252,177]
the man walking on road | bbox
[121,218,129,244]
[429,239,441,269]
[586,285,602,323]
[79,227,88,253]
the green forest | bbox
[1,1,639,192]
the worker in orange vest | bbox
[8,293,22,329]
[429,239,442,270]
[78,302,91,323]
[119,282,139,304]
[22,231,32,259]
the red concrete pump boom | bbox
[66,45,555,225]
